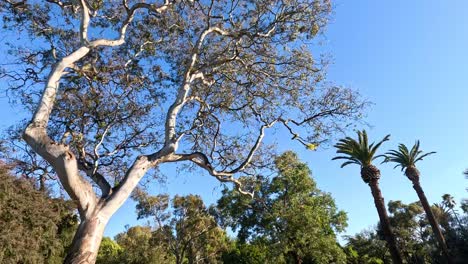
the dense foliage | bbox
[214,151,348,263]
[344,198,468,264]
[0,162,78,263]
[96,193,228,264]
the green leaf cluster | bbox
[215,151,348,263]
[0,164,78,264]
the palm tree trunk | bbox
[412,180,452,263]
[368,179,403,264]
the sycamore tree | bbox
[0,0,364,263]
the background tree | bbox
[437,194,468,263]
[461,200,468,216]
[114,225,174,264]
[0,1,365,262]
[384,141,451,262]
[0,162,78,264]
[347,196,468,264]
[333,130,403,264]
[386,201,435,263]
[462,169,468,214]
[348,201,436,264]
[133,193,228,264]
[96,237,122,264]
[441,194,461,228]
[344,229,390,264]
[215,151,348,264]
[221,240,269,264]
[0,129,56,192]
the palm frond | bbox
[369,134,390,158]
[414,151,436,163]
[385,140,435,170]
[333,129,389,168]
[409,140,420,162]
[340,161,360,168]
[398,144,409,157]
[373,154,387,162]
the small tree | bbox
[386,200,434,263]
[0,1,364,262]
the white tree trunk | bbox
[64,212,109,264]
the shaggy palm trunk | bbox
[368,178,403,264]
[63,213,108,264]
[411,179,452,263]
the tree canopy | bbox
[1,0,364,197]
[214,151,348,263]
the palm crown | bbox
[384,141,435,171]
[333,130,390,168]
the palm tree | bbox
[333,130,403,264]
[385,141,452,263]
[442,193,464,231]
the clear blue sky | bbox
[1,0,467,242]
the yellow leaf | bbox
[306,143,318,151]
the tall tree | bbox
[384,141,451,262]
[0,0,364,262]
[215,151,348,264]
[333,130,403,264]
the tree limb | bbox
[169,121,276,198]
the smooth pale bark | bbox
[20,2,178,263]
[63,152,173,264]
[64,213,109,264]
[23,124,97,218]
[412,180,452,263]
[368,179,403,264]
